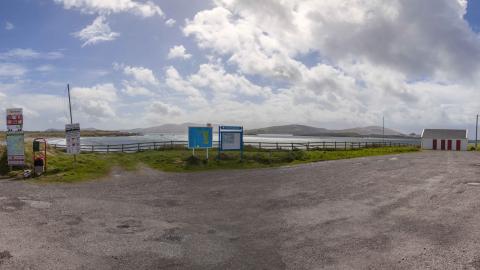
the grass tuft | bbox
[0,145,419,183]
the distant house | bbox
[421,129,468,151]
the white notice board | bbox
[66,123,81,154]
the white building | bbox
[421,129,468,151]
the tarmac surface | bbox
[1,151,480,269]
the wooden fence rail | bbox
[49,140,420,153]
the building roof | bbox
[421,129,468,139]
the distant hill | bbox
[245,124,408,138]
[125,123,410,138]
[128,123,217,134]
[337,126,405,136]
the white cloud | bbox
[54,0,164,17]
[5,21,14,30]
[70,83,118,119]
[121,81,154,97]
[0,48,63,60]
[165,66,207,106]
[149,101,181,115]
[165,18,176,27]
[0,63,27,77]
[114,63,158,86]
[176,0,480,132]
[73,16,120,47]
[167,45,192,60]
[36,65,55,72]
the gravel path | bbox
[1,151,480,269]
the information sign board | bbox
[188,127,213,149]
[66,123,81,154]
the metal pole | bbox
[476,114,478,150]
[67,84,76,162]
[67,84,73,125]
[382,115,385,142]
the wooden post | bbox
[121,144,124,153]
[306,143,310,151]
[107,145,110,153]
[334,142,337,150]
[170,141,173,149]
[291,143,294,150]
[137,143,140,152]
[91,145,94,152]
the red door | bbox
[441,140,446,150]
[456,140,461,151]
[433,139,437,150]
[447,140,452,150]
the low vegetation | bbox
[0,130,137,141]
[0,145,419,183]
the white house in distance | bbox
[421,129,468,151]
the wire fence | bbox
[49,140,420,153]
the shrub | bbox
[185,155,202,166]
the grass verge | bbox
[0,145,419,183]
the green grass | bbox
[0,145,419,183]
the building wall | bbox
[421,138,468,151]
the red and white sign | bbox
[6,108,23,132]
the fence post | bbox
[91,145,94,152]
[259,142,262,149]
[306,143,310,151]
[153,142,157,150]
[121,144,124,153]
[137,143,140,152]
[344,142,347,150]
[334,142,337,150]
[170,141,174,149]
[107,145,110,153]
[291,143,294,151]
[276,143,279,150]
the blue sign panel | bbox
[188,127,213,149]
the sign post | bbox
[66,123,81,155]
[6,108,24,168]
[188,126,213,159]
[218,126,244,160]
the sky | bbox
[0,0,480,135]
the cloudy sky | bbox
[1,0,480,135]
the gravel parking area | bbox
[1,151,480,269]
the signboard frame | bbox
[65,123,81,155]
[188,127,213,149]
[7,131,25,166]
[218,125,244,159]
[6,108,24,167]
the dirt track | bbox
[1,151,480,269]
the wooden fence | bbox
[49,140,420,153]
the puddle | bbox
[21,200,51,209]
[389,157,398,161]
